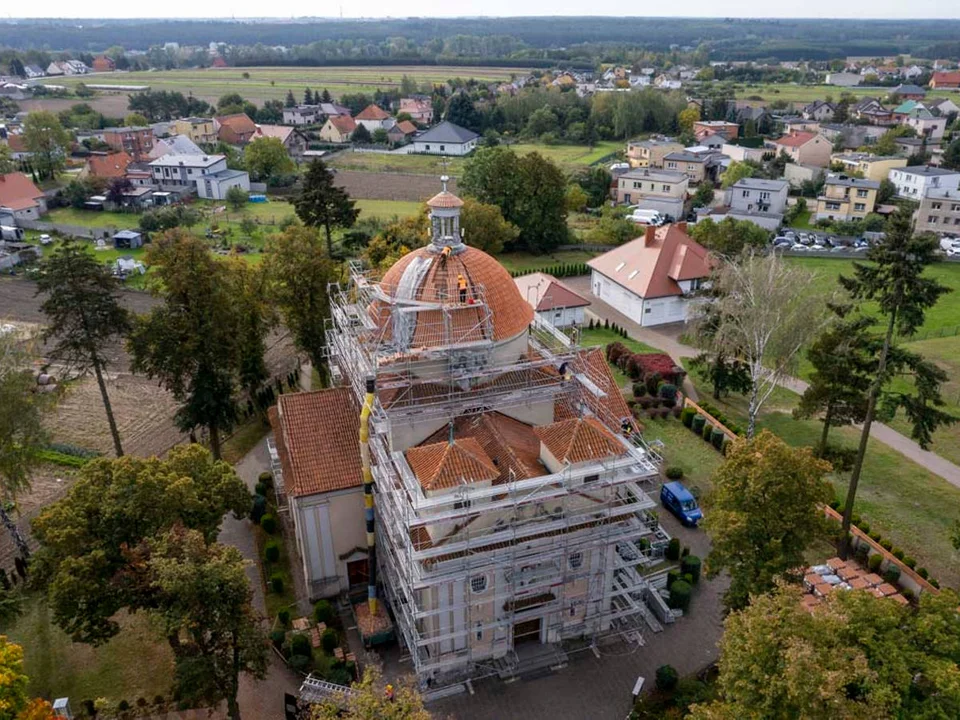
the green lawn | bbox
[643,417,723,497]
[579,326,661,389]
[786,209,816,231]
[46,207,141,230]
[733,83,959,105]
[510,141,623,170]
[496,249,598,274]
[3,595,175,704]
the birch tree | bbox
[696,252,829,437]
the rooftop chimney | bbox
[644,224,657,246]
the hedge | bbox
[681,555,702,584]
[681,407,695,427]
[511,263,590,279]
[261,514,278,534]
[669,580,692,611]
[691,414,706,435]
[710,427,725,450]
[665,466,684,480]
[265,541,280,563]
[666,538,681,561]
[35,449,89,468]
[702,422,714,441]
[655,665,679,692]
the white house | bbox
[196,169,250,200]
[354,104,396,133]
[514,272,590,328]
[148,154,250,199]
[889,166,960,200]
[282,105,321,126]
[587,223,713,327]
[412,121,479,156]
[727,178,789,215]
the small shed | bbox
[113,230,142,250]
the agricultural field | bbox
[733,82,955,105]
[40,65,527,105]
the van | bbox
[628,209,665,226]
[660,481,703,527]
[940,237,960,252]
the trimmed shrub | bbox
[289,654,311,673]
[655,665,679,692]
[930,578,940,589]
[918,567,929,579]
[270,573,284,594]
[855,544,870,563]
[858,522,870,535]
[251,494,267,524]
[870,532,882,542]
[290,633,311,657]
[669,580,692,612]
[702,422,714,441]
[868,554,883,572]
[255,481,269,497]
[265,541,280,563]
[666,538,681,561]
[261,514,278,535]
[667,569,681,589]
[828,499,840,510]
[638,396,653,409]
[270,629,286,649]
[665,466,684,480]
[681,545,690,558]
[682,572,694,585]
[118,701,130,712]
[632,383,647,397]
[681,555,702,584]
[645,372,662,395]
[691,414,706,435]
[883,565,901,584]
[900,588,915,602]
[259,471,273,486]
[321,628,339,654]
[681,407,695,427]
[278,609,291,626]
[721,437,731,455]
[880,539,893,551]
[314,599,335,625]
[711,427,725,450]
[892,549,905,561]
[904,556,916,569]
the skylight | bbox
[615,262,625,272]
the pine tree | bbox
[304,87,314,105]
[293,160,360,256]
[284,90,296,108]
[321,88,332,103]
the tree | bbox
[127,231,251,459]
[0,331,48,563]
[22,111,70,180]
[225,184,248,211]
[218,93,246,112]
[293,160,360,256]
[36,241,130,458]
[720,160,755,189]
[311,668,431,720]
[704,432,832,610]
[689,585,960,719]
[9,57,26,78]
[224,258,273,402]
[688,217,769,256]
[33,445,249,645]
[837,208,955,557]
[284,90,296,108]
[573,166,613,208]
[321,88,332,103]
[678,106,700,132]
[304,88,314,105]
[876,178,897,204]
[371,128,389,145]
[124,112,148,126]
[564,184,589,213]
[0,635,59,720]
[445,92,481,132]
[697,252,829,437]
[150,527,268,720]
[942,138,960,170]
[264,226,339,374]
[691,181,715,209]
[795,304,873,456]
[460,198,518,255]
[0,145,15,175]
[351,123,372,144]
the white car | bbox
[791,243,808,251]
[39,234,52,245]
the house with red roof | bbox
[355,104,396,133]
[587,223,713,327]
[318,115,357,144]
[772,130,832,167]
[0,172,47,221]
[215,113,258,146]
[930,71,960,90]
[81,151,133,180]
[514,272,590,328]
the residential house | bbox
[81,151,133,180]
[815,174,880,222]
[45,62,64,76]
[692,121,738,142]
[826,72,862,87]
[783,163,825,190]
[889,165,960,199]
[853,98,896,126]
[0,172,47,221]
[148,153,251,200]
[148,134,204,160]
[916,188,960,235]
[663,151,707,184]
[802,100,836,121]
[355,104,396,134]
[930,71,960,90]
[772,131,832,167]
[736,105,768,128]
[587,223,712,327]
[318,116,356,144]
[319,102,351,118]
[513,273,590,329]
[386,120,418,146]
[196,169,250,200]
[819,123,886,150]
[930,98,960,118]
[23,65,44,79]
[216,114,258,146]
[255,124,308,160]
[92,56,115,73]
[626,137,683,169]
[721,143,765,163]
[172,117,218,146]
[829,152,907,182]
[411,121,479,156]
[892,84,926,100]
[282,105,322,126]
[102,126,154,160]
[211,56,228,69]
[615,168,689,218]
[781,117,821,135]
[654,75,682,90]
[48,60,88,75]
[894,137,940,158]
[2,134,31,161]
[904,106,946,140]
[728,178,789,215]
[398,96,434,124]
[891,99,920,120]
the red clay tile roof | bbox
[395,120,418,135]
[514,272,590,312]
[0,172,43,211]
[406,437,499,491]
[328,116,357,134]
[269,388,362,497]
[86,151,133,178]
[375,245,534,345]
[775,131,817,148]
[426,191,463,208]
[586,224,712,299]
[216,113,257,143]
[534,417,626,464]
[356,104,391,120]
[932,71,960,86]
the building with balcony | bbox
[615,168,689,218]
[815,174,880,222]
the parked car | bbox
[661,481,703,527]
[791,243,808,251]
[628,209,666,226]
[939,238,960,252]
[39,234,52,245]
[772,236,791,246]
[830,245,848,253]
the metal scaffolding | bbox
[326,261,668,686]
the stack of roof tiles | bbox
[801,557,909,610]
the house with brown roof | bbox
[318,115,356,144]
[514,272,590,328]
[215,114,258,146]
[355,104,396,133]
[930,71,960,90]
[81,151,133,180]
[386,120,418,146]
[587,223,712,327]
[772,131,832,167]
[254,124,308,159]
[92,55,115,73]
[0,172,47,221]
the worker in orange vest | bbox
[457,273,467,303]
[385,684,395,702]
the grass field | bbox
[496,249,598,274]
[42,65,527,104]
[47,207,141,230]
[643,417,723,497]
[733,83,957,105]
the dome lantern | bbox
[426,175,465,253]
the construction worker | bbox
[457,273,467,303]
[441,245,451,261]
[385,684,395,702]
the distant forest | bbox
[3,17,960,63]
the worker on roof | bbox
[457,273,467,303]
[441,245,451,260]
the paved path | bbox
[220,437,300,720]
[567,276,960,490]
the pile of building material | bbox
[802,557,909,610]
[353,602,395,647]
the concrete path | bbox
[567,276,960,490]
[219,437,301,720]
